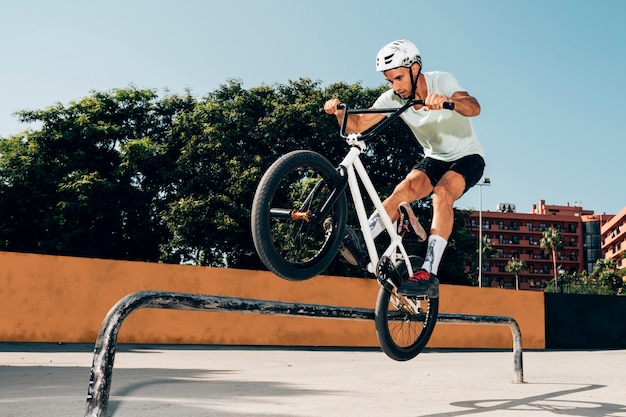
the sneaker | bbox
[398,202,427,242]
[397,269,439,298]
[339,225,369,269]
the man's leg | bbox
[398,170,466,297]
[367,170,433,238]
[420,170,466,274]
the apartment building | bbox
[601,205,626,269]
[466,200,613,290]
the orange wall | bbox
[0,251,545,349]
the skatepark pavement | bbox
[1,343,625,417]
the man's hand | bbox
[424,91,481,117]
[323,98,385,133]
[423,93,450,111]
[324,98,343,115]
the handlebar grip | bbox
[412,99,455,111]
[319,103,347,114]
[443,102,455,111]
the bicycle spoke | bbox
[386,296,428,348]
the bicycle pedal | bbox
[407,294,429,301]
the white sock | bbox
[368,211,385,239]
[421,235,448,275]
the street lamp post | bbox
[477,177,491,287]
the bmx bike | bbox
[251,99,454,360]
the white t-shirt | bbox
[373,71,485,162]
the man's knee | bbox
[404,170,431,195]
[433,172,466,204]
[432,184,458,207]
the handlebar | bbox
[337,100,454,113]
[330,99,454,141]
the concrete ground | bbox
[1,343,625,417]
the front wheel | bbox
[251,150,347,281]
[375,256,439,361]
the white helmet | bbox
[375,39,422,72]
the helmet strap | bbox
[409,65,422,101]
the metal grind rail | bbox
[85,290,524,417]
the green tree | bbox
[1,86,194,260]
[158,80,279,266]
[481,236,497,264]
[592,257,617,277]
[505,258,527,290]
[540,227,564,292]
[592,258,625,295]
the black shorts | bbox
[413,154,485,195]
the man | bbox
[324,39,485,297]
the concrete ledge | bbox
[0,251,545,348]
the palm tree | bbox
[505,258,528,290]
[481,236,497,263]
[540,227,564,292]
[476,236,497,286]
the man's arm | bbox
[424,91,480,117]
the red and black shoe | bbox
[397,269,439,298]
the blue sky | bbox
[1,1,624,215]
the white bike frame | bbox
[339,133,415,279]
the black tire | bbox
[251,150,347,281]
[375,256,439,361]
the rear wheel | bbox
[251,150,347,281]
[375,256,438,361]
